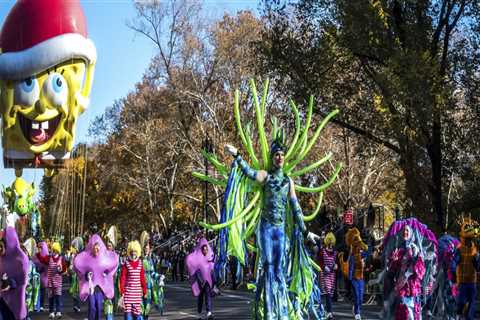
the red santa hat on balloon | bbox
[0,0,96,80]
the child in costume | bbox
[0,227,29,320]
[120,241,147,320]
[346,228,368,320]
[451,218,480,320]
[186,238,215,320]
[317,232,337,320]
[38,242,67,319]
[73,234,118,320]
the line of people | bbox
[313,217,480,320]
[0,228,167,320]
[0,226,220,320]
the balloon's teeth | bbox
[41,121,49,130]
[32,122,39,129]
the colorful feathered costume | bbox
[194,80,341,320]
[382,218,437,320]
[451,218,480,320]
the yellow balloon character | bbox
[0,0,96,168]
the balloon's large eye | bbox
[14,77,40,106]
[44,73,68,107]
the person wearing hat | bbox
[37,242,67,319]
[318,232,337,320]
[0,0,96,167]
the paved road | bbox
[30,282,383,320]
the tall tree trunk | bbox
[428,116,443,231]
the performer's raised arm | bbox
[224,144,267,183]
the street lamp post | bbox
[203,135,213,229]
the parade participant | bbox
[153,273,166,316]
[186,238,215,320]
[32,241,49,311]
[436,235,459,320]
[178,246,186,282]
[0,227,28,320]
[382,218,437,320]
[69,254,81,313]
[423,245,437,320]
[38,241,67,319]
[68,237,84,313]
[346,228,369,320]
[22,241,40,320]
[120,241,147,320]
[104,240,117,320]
[73,234,118,320]
[318,232,337,320]
[451,218,480,320]
[195,82,340,319]
[140,231,155,320]
[106,225,121,319]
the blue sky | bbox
[0,0,259,201]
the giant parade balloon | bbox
[0,0,96,168]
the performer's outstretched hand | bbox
[306,232,320,243]
[224,144,238,157]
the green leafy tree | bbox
[260,0,480,230]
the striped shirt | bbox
[47,255,64,295]
[120,259,146,315]
[318,248,336,295]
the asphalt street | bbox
[30,282,383,320]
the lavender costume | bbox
[73,234,118,320]
[186,238,215,314]
[0,227,29,320]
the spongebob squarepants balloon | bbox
[0,0,96,168]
